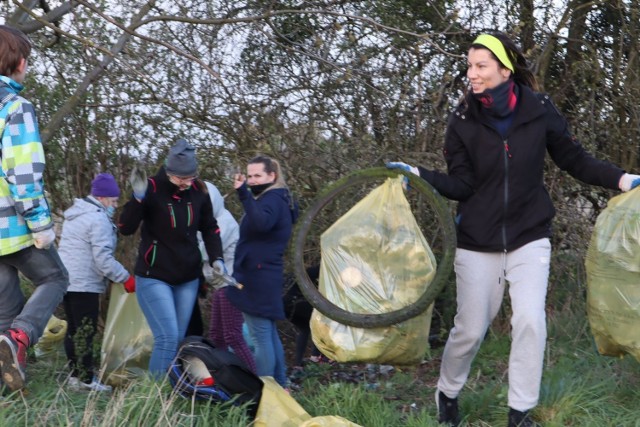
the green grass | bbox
[3,287,640,426]
[1,362,253,426]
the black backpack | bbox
[168,336,263,417]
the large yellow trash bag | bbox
[586,190,640,361]
[100,284,153,385]
[34,315,67,359]
[254,377,362,427]
[311,176,436,364]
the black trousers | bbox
[186,299,204,337]
[63,292,100,383]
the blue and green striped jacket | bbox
[0,75,52,256]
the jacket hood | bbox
[269,186,299,224]
[63,196,106,221]
[205,181,239,245]
[205,181,225,217]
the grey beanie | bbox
[165,139,197,176]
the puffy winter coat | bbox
[58,196,129,293]
[420,83,624,252]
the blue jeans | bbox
[135,276,199,377]
[0,245,69,344]
[242,313,287,387]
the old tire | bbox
[290,167,456,328]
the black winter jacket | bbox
[420,83,624,252]
[118,168,223,284]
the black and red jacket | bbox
[420,83,624,252]
[118,167,223,285]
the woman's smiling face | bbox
[467,47,511,93]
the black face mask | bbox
[250,183,273,196]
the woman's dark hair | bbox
[194,178,207,192]
[470,31,538,91]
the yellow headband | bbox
[472,34,514,73]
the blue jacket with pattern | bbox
[0,76,53,256]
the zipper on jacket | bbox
[502,139,510,250]
[145,240,158,274]
[187,202,193,227]
[167,203,176,228]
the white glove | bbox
[33,228,56,249]
[385,161,419,176]
[129,165,148,200]
[209,259,228,289]
[619,173,640,192]
[211,259,228,277]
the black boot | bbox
[508,408,537,427]
[435,390,461,426]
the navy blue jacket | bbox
[420,83,624,252]
[226,184,298,320]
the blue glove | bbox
[129,165,148,200]
[386,161,419,176]
[619,173,640,192]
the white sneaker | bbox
[68,376,112,392]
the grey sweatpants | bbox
[0,245,69,345]
[437,238,551,411]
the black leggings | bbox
[63,292,100,383]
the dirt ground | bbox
[277,318,441,410]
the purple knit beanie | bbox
[91,173,120,197]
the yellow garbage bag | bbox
[299,416,362,427]
[586,190,640,361]
[34,315,67,359]
[311,177,436,364]
[254,377,362,427]
[100,284,153,385]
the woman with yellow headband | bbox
[387,31,639,427]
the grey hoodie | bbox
[58,196,129,293]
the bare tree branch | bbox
[16,1,78,34]
[40,1,157,144]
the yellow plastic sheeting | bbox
[34,315,67,359]
[312,176,435,364]
[100,284,153,385]
[586,190,640,361]
[254,377,362,427]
